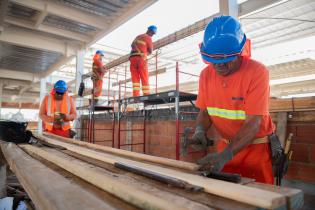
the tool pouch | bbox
[268,133,288,185]
[78,81,85,97]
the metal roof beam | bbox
[5,16,92,42]
[88,0,157,46]
[39,55,75,78]
[10,0,107,29]
[238,0,286,17]
[0,26,78,55]
[0,69,39,82]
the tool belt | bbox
[222,134,288,186]
[222,136,269,145]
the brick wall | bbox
[285,123,315,183]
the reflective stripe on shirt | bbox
[207,107,246,120]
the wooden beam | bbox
[0,142,119,210]
[64,149,266,210]
[37,134,286,209]
[270,97,315,112]
[112,68,166,87]
[42,132,199,171]
[246,182,303,210]
[20,144,194,210]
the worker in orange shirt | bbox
[129,25,157,96]
[191,16,278,184]
[39,80,77,138]
[92,50,107,104]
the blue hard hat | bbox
[200,16,247,64]
[54,80,68,94]
[95,50,104,56]
[148,25,157,34]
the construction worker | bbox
[129,25,157,96]
[192,16,275,184]
[39,80,77,138]
[92,50,107,104]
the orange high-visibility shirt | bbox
[130,33,153,57]
[196,57,274,140]
[42,93,74,131]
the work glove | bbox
[54,112,66,125]
[191,125,209,151]
[197,148,233,172]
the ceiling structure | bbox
[1,0,315,109]
[0,0,157,108]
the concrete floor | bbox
[283,179,315,210]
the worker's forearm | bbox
[40,114,53,123]
[65,114,76,121]
[228,115,262,155]
[196,109,212,130]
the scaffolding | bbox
[115,61,199,159]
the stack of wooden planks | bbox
[0,132,303,210]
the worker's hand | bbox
[191,125,208,151]
[197,148,233,172]
[46,116,55,123]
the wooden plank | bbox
[276,112,288,147]
[0,142,119,210]
[63,149,261,210]
[42,132,199,171]
[112,68,167,87]
[20,144,211,210]
[269,97,315,112]
[37,135,287,209]
[247,182,303,210]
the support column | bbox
[74,49,85,140]
[38,77,46,134]
[0,151,6,198]
[0,81,3,119]
[219,0,238,18]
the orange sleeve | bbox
[93,59,103,68]
[196,68,207,110]
[244,65,270,115]
[146,36,153,53]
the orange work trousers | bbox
[129,56,150,96]
[217,140,274,184]
[47,128,70,138]
[93,79,103,98]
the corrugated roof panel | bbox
[0,43,63,73]
[7,2,39,20]
[42,15,98,35]
[51,0,131,17]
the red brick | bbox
[297,164,315,183]
[290,143,310,162]
[287,125,297,136]
[311,145,315,164]
[159,136,173,147]
[296,124,315,144]
[284,162,299,180]
[148,135,161,146]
